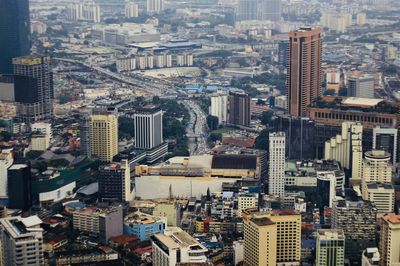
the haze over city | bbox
[0,0,400,265]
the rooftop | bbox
[317,229,345,240]
[251,217,275,226]
[383,214,400,225]
[342,97,383,107]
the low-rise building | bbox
[123,211,167,240]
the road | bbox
[182,100,209,155]
[54,57,176,96]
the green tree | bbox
[207,115,219,130]
[208,132,222,142]
[260,111,273,126]
[254,129,269,150]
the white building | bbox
[125,2,139,18]
[151,227,208,266]
[0,149,13,199]
[268,132,285,197]
[133,106,163,150]
[356,12,367,26]
[364,183,395,214]
[324,122,363,182]
[320,12,352,33]
[67,2,101,23]
[0,216,44,266]
[210,93,228,124]
[362,150,392,188]
[147,0,163,14]
[348,75,375,99]
[316,229,345,266]
[116,57,136,72]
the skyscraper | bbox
[0,0,31,74]
[210,93,228,125]
[347,75,375,99]
[228,91,250,127]
[133,106,163,150]
[236,0,281,21]
[287,27,322,117]
[243,210,302,263]
[268,132,285,197]
[147,0,163,14]
[89,109,119,162]
[13,55,54,123]
[379,214,400,266]
[243,216,277,266]
[7,164,32,211]
[332,199,377,264]
[99,160,132,202]
[0,216,44,265]
[316,229,345,266]
[373,127,398,164]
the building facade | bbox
[286,27,322,117]
[210,93,228,125]
[133,106,163,150]
[268,132,286,197]
[379,214,400,266]
[316,229,345,266]
[228,91,251,127]
[0,0,31,74]
[89,109,118,162]
[7,164,32,211]
[13,56,54,123]
[99,160,132,202]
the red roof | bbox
[109,234,139,245]
[135,246,152,255]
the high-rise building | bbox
[287,27,322,117]
[0,216,44,265]
[13,55,54,123]
[379,214,400,266]
[7,164,32,211]
[73,206,123,244]
[316,172,337,213]
[356,12,367,26]
[236,0,281,21]
[125,2,139,17]
[348,75,375,99]
[332,199,377,264]
[324,122,363,181]
[79,113,91,158]
[278,39,289,70]
[316,229,345,266]
[243,216,277,266]
[373,127,398,164]
[243,210,302,263]
[0,149,13,201]
[147,0,163,14]
[258,0,281,21]
[268,132,285,197]
[210,93,228,125]
[67,2,101,23]
[361,150,392,189]
[320,12,352,33]
[228,91,250,127]
[363,183,395,214]
[89,109,118,162]
[133,106,163,150]
[0,0,31,74]
[99,160,132,202]
[238,193,258,217]
[151,227,208,266]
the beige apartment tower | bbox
[243,210,301,264]
[243,216,277,266]
[287,27,322,117]
[379,214,400,266]
[89,110,118,162]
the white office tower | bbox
[125,2,139,18]
[133,106,163,150]
[210,93,228,125]
[320,12,352,33]
[151,227,208,266]
[0,149,13,200]
[347,75,375,99]
[373,127,398,165]
[324,122,363,182]
[268,132,285,197]
[316,229,345,266]
[0,216,44,266]
[147,0,163,14]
